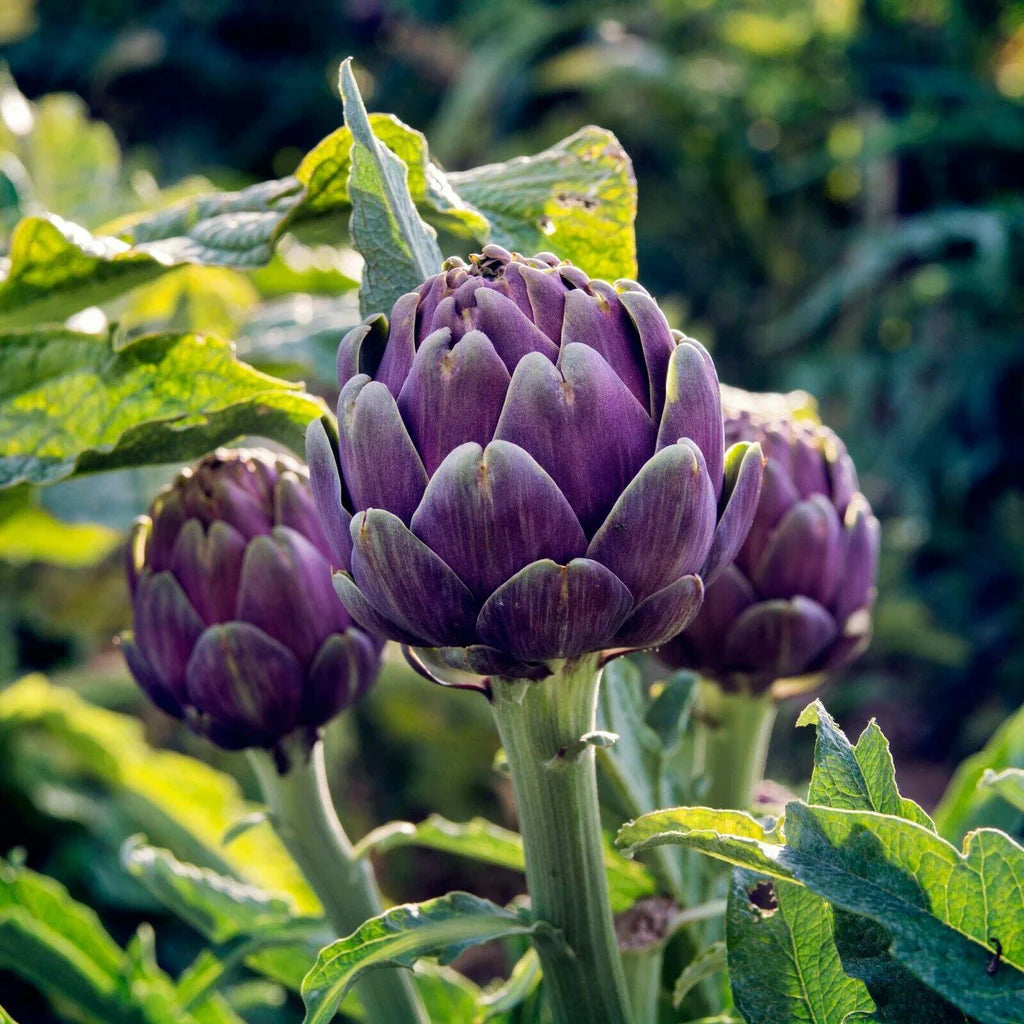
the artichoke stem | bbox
[693,678,777,812]
[249,738,428,1024]
[491,657,635,1024]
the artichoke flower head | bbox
[308,246,765,683]
[660,387,880,696]
[123,448,381,752]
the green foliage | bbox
[725,873,874,1024]
[354,812,655,913]
[448,125,637,284]
[0,215,173,329]
[618,702,1024,1024]
[300,892,555,1024]
[0,485,119,566]
[0,326,326,487]
[0,858,242,1024]
[0,675,315,909]
[934,704,1024,842]
[671,941,727,1010]
[338,59,443,317]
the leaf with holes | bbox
[726,870,874,1024]
[448,126,637,282]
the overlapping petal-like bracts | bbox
[307,246,765,680]
[659,388,880,694]
[122,449,381,750]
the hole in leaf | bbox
[747,880,778,916]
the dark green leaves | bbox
[0,327,326,486]
[726,871,874,1024]
[616,700,1024,1024]
[300,892,555,1024]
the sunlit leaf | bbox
[0,675,316,910]
[0,326,326,487]
[476,946,541,1021]
[448,126,637,282]
[301,892,555,1024]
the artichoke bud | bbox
[307,246,765,680]
[660,389,880,696]
[122,448,381,752]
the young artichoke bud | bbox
[659,389,880,695]
[122,448,381,751]
[307,246,764,681]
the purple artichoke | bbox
[660,390,880,694]
[306,246,764,680]
[122,448,381,750]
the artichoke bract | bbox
[660,390,880,694]
[307,246,764,680]
[122,449,380,751]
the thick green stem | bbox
[621,949,662,1023]
[491,657,634,1024]
[693,678,777,812]
[248,740,427,1024]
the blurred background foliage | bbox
[1,0,1022,1018]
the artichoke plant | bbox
[660,389,880,694]
[306,245,764,680]
[122,448,380,752]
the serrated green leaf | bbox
[120,839,313,947]
[354,813,654,913]
[447,126,637,282]
[0,326,326,486]
[338,59,442,317]
[798,700,933,827]
[934,705,1024,842]
[0,484,119,565]
[117,177,304,265]
[673,941,728,1009]
[792,699,951,1024]
[476,946,541,1021]
[616,806,791,880]
[981,769,1024,812]
[783,803,1024,1024]
[726,869,874,1023]
[301,892,551,1024]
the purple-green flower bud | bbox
[660,389,880,695]
[122,448,381,751]
[307,246,765,680]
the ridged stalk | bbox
[491,657,634,1024]
[693,677,777,812]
